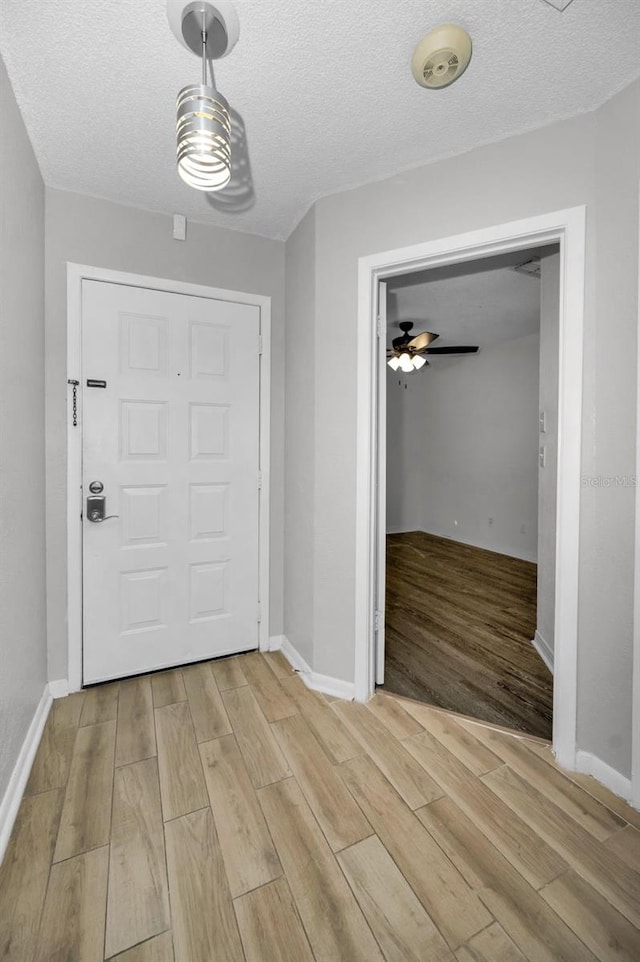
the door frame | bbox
[354,207,586,771]
[66,263,271,692]
[633,187,640,809]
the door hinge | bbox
[257,603,262,624]
[376,315,384,338]
[258,470,263,490]
[374,609,384,632]
[258,334,263,355]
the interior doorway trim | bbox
[66,263,271,692]
[354,207,586,771]
[633,189,640,810]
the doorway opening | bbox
[381,245,559,739]
[354,208,586,770]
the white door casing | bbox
[375,280,387,685]
[66,266,271,690]
[356,208,586,775]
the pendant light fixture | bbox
[167,2,240,191]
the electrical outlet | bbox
[488,517,494,527]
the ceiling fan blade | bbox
[424,345,479,355]
[407,331,439,351]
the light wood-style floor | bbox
[2,650,639,961]
[384,531,553,739]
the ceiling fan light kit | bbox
[167,1,240,191]
[411,23,472,89]
[387,321,479,374]
[389,352,427,373]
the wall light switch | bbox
[173,214,187,241]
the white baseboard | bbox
[49,678,70,699]
[279,635,310,672]
[400,527,538,564]
[532,630,554,674]
[278,636,355,701]
[305,670,355,701]
[268,635,285,652]
[575,749,633,804]
[0,684,52,865]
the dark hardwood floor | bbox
[381,531,553,739]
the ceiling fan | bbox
[387,321,479,372]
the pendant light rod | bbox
[201,11,207,86]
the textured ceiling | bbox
[387,248,547,353]
[0,0,638,241]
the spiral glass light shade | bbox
[176,84,232,191]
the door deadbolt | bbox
[88,480,104,494]
[86,494,119,523]
[87,495,106,522]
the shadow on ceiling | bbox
[205,105,256,214]
[388,244,559,291]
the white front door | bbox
[81,279,261,684]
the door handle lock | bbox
[86,495,119,523]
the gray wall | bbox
[537,253,560,656]
[311,104,596,683]
[45,189,285,682]
[288,79,639,779]
[386,333,540,563]
[579,80,640,770]
[284,208,316,665]
[0,56,47,799]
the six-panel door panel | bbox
[82,281,261,684]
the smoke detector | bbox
[411,23,472,89]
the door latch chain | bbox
[67,379,80,427]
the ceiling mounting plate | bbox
[166,1,239,60]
